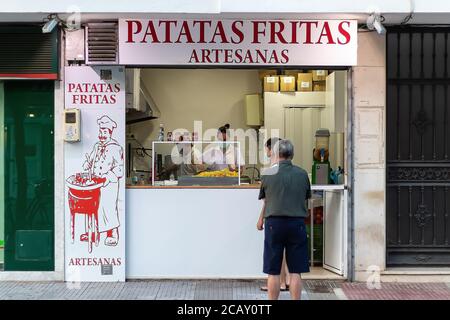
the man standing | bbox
[259,137,290,293]
[257,139,311,300]
[83,115,124,246]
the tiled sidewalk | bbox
[340,282,450,300]
[1,280,449,300]
[0,279,341,300]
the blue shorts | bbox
[263,217,310,275]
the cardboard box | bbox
[263,76,279,92]
[259,70,278,81]
[311,70,328,81]
[297,73,313,92]
[313,81,326,91]
[282,70,303,82]
[279,76,296,92]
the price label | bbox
[316,70,326,76]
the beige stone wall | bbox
[352,32,386,281]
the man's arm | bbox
[257,180,266,231]
[303,172,312,200]
[192,149,207,172]
[257,200,265,231]
[306,177,312,200]
[304,174,312,216]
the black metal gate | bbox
[387,27,450,266]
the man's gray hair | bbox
[273,139,294,160]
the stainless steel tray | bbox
[177,176,239,186]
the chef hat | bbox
[97,115,117,131]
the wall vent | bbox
[85,23,118,65]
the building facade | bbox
[0,1,449,282]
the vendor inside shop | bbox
[158,123,243,180]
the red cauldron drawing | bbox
[67,173,106,253]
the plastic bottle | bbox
[158,123,165,141]
[131,171,139,185]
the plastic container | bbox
[158,123,165,141]
[315,128,330,150]
[131,171,139,185]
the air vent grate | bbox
[86,23,118,64]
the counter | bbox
[126,184,261,189]
[126,186,265,278]
[125,184,346,278]
[126,184,344,190]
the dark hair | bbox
[265,137,281,151]
[218,123,230,134]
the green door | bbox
[2,81,54,271]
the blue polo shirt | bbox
[258,160,311,218]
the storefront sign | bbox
[118,19,357,66]
[64,66,125,282]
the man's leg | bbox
[262,253,287,291]
[285,262,291,287]
[280,253,287,290]
[267,275,281,300]
[263,217,284,299]
[289,273,302,300]
[285,218,309,300]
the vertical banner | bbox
[64,66,125,282]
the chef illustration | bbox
[82,115,124,246]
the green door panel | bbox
[15,230,52,261]
[3,81,54,271]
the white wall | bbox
[129,68,260,147]
[126,188,264,278]
[5,2,450,25]
[0,0,435,13]
[0,1,221,13]
[6,0,450,27]
[352,31,386,282]
[221,0,411,13]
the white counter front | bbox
[126,187,265,278]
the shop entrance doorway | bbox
[125,68,350,280]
